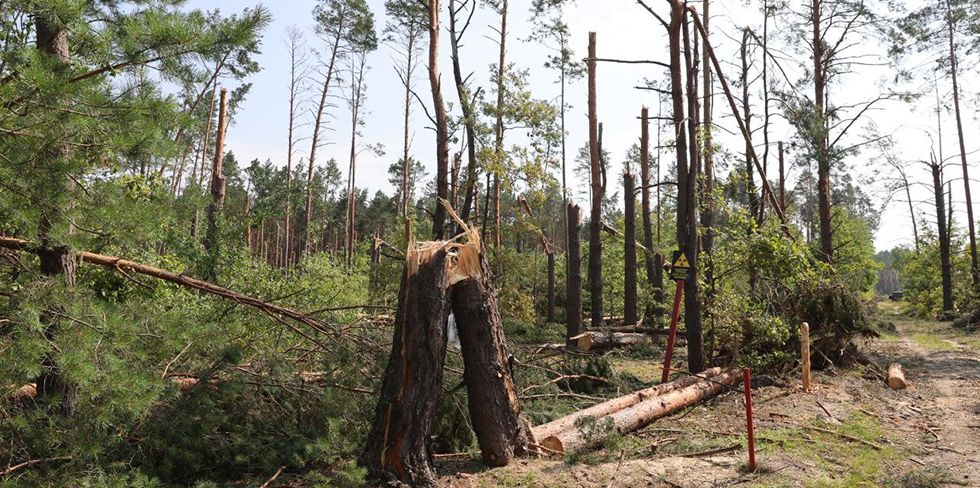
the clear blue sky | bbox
[186,0,980,252]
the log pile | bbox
[571,331,651,353]
[530,368,740,454]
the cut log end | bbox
[886,363,907,390]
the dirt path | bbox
[436,304,980,487]
[870,306,980,486]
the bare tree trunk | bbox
[674,3,704,372]
[399,26,419,219]
[284,28,305,268]
[428,0,450,240]
[450,0,480,225]
[362,248,450,487]
[946,0,979,288]
[931,161,954,312]
[546,251,556,322]
[566,204,583,348]
[451,242,529,466]
[587,32,604,330]
[492,0,509,248]
[640,107,656,286]
[344,53,367,268]
[304,34,342,256]
[760,2,771,224]
[700,0,716,359]
[204,88,229,254]
[624,172,638,325]
[812,0,833,262]
[778,141,786,213]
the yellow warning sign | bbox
[672,252,690,269]
[670,250,691,281]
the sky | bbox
[184,0,980,252]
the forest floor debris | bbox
[435,301,980,487]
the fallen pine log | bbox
[571,331,650,352]
[530,367,722,443]
[886,363,907,390]
[538,369,741,454]
[591,325,676,335]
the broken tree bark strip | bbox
[687,7,791,237]
[451,234,529,467]
[362,248,450,487]
[887,363,907,390]
[0,237,337,341]
[530,367,722,443]
[539,369,740,454]
[572,331,650,353]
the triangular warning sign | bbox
[672,252,690,269]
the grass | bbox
[758,412,902,487]
[909,333,958,351]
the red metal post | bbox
[744,367,757,472]
[661,279,685,383]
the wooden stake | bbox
[744,367,756,472]
[801,321,811,392]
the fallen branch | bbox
[1,456,72,477]
[0,236,338,344]
[679,443,741,458]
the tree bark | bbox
[530,367,721,443]
[778,141,786,213]
[450,242,529,467]
[624,172,638,326]
[304,33,342,255]
[640,108,656,286]
[538,369,741,453]
[204,88,228,254]
[400,26,418,219]
[812,0,833,262]
[587,32,604,331]
[33,13,79,415]
[450,1,480,225]
[931,161,954,312]
[566,204,583,348]
[946,0,979,288]
[547,251,556,323]
[429,0,450,240]
[491,0,509,248]
[680,6,704,373]
[362,249,450,487]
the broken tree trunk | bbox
[450,230,529,466]
[546,251,556,323]
[530,367,722,443]
[886,363,907,390]
[362,245,451,487]
[538,368,740,453]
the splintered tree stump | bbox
[362,248,450,487]
[887,363,907,390]
[451,237,529,466]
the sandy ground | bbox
[436,303,980,487]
